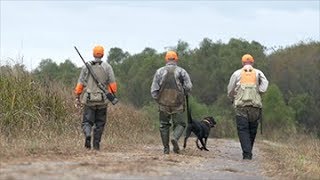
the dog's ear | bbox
[208,116,217,126]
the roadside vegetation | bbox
[0,66,157,159]
[0,38,319,178]
[261,134,320,179]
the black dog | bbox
[183,95,216,151]
[183,116,216,151]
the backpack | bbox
[82,61,108,106]
[234,65,262,108]
[158,66,185,108]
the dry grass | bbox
[261,134,320,180]
[0,103,159,160]
[105,103,159,145]
[0,67,158,160]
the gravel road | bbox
[0,138,269,180]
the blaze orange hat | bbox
[241,54,254,64]
[93,45,104,58]
[165,50,178,61]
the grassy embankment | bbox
[0,68,158,159]
[261,133,320,179]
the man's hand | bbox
[75,96,82,108]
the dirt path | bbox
[0,139,269,180]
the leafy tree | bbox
[57,59,80,86]
[263,84,296,135]
[33,59,59,82]
[107,47,130,64]
[176,40,190,56]
[268,41,320,134]
[33,59,80,87]
[289,94,319,135]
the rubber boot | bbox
[93,134,101,151]
[93,140,100,151]
[93,127,103,151]
[85,136,91,149]
[84,126,92,149]
[160,130,170,154]
[171,125,185,154]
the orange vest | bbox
[240,66,256,85]
[234,65,262,108]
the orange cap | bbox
[93,45,104,58]
[165,51,178,61]
[241,54,254,64]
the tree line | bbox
[3,38,319,137]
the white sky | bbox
[1,1,319,70]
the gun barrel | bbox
[74,46,85,63]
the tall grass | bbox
[0,66,78,137]
[0,66,158,159]
[261,134,320,179]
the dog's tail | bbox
[186,94,192,124]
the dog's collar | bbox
[203,119,212,126]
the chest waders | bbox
[158,66,185,154]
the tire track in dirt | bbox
[0,139,269,180]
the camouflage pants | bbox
[82,105,107,148]
[235,106,261,159]
[159,111,186,140]
[159,111,186,153]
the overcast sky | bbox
[1,1,319,70]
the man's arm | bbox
[105,64,117,94]
[227,71,238,100]
[74,66,87,96]
[257,70,269,93]
[181,70,192,93]
[151,70,161,100]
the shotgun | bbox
[74,46,118,105]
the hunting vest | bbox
[234,65,262,108]
[158,66,185,114]
[81,61,108,106]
